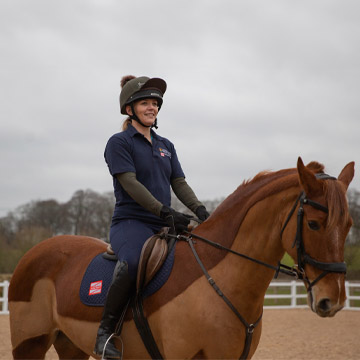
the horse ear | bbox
[297,157,322,195]
[338,161,355,189]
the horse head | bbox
[282,157,354,317]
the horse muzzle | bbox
[307,279,346,318]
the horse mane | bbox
[209,167,300,222]
[205,161,346,235]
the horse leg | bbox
[12,334,53,360]
[9,279,58,359]
[53,331,90,360]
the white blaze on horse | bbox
[9,157,354,359]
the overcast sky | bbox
[1,0,359,216]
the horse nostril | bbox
[317,298,331,312]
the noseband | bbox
[280,173,347,291]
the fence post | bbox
[291,280,297,308]
[4,280,9,314]
[1,281,9,314]
[345,281,350,309]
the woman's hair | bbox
[122,117,132,131]
[120,75,136,131]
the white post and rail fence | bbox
[1,280,359,315]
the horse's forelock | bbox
[302,162,348,230]
[325,180,350,230]
[306,161,325,173]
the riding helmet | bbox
[119,75,167,115]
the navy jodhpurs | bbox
[109,219,163,282]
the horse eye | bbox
[308,220,320,231]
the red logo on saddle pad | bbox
[89,280,103,295]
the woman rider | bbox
[94,75,210,358]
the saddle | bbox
[104,227,171,292]
[136,228,170,292]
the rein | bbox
[181,231,298,278]
[175,233,262,359]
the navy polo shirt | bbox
[104,124,185,225]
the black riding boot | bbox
[93,261,133,359]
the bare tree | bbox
[65,189,114,241]
[16,200,68,236]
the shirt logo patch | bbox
[159,148,171,158]
[89,280,103,296]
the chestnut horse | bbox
[9,157,354,359]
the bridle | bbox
[163,172,346,359]
[280,173,347,292]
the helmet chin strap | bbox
[130,103,158,129]
[152,118,158,129]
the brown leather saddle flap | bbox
[136,228,169,292]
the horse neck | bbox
[231,189,298,294]
[193,182,300,313]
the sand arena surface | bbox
[1,309,359,359]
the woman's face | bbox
[127,98,159,127]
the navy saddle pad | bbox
[79,244,176,306]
